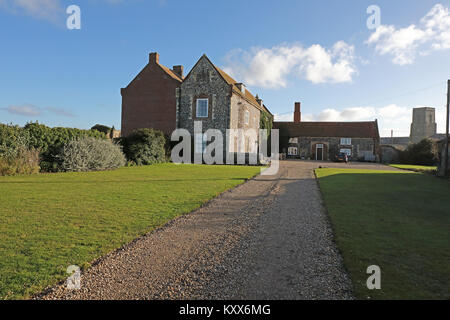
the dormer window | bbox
[196,98,208,118]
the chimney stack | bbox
[294,102,301,123]
[172,65,184,78]
[255,94,263,106]
[149,52,159,64]
[236,83,246,94]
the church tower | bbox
[410,107,437,143]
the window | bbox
[244,110,250,125]
[340,148,352,156]
[196,98,208,118]
[288,147,298,155]
[340,138,352,145]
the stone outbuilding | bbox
[274,103,380,161]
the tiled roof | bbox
[273,121,380,139]
[182,54,272,115]
[158,63,183,82]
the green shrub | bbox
[1,122,107,171]
[24,122,106,165]
[58,137,126,172]
[0,124,30,158]
[399,139,439,166]
[120,128,166,165]
[0,147,40,176]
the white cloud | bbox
[273,113,293,122]
[0,0,123,23]
[222,41,357,88]
[0,0,63,22]
[3,104,42,116]
[1,104,75,117]
[367,3,450,65]
[275,104,446,137]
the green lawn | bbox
[315,168,450,299]
[0,163,261,299]
[389,164,437,173]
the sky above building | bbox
[0,0,449,137]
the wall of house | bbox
[179,57,231,137]
[121,58,180,137]
[229,93,261,153]
[380,145,401,163]
[286,137,378,161]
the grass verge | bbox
[315,168,450,299]
[0,163,261,299]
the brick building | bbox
[274,103,380,161]
[122,53,272,155]
[121,52,183,136]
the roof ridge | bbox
[157,62,183,82]
[211,63,270,113]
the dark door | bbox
[316,146,323,160]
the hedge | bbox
[0,122,106,171]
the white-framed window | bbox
[288,147,298,155]
[196,98,208,118]
[340,138,352,145]
[340,148,352,156]
[244,110,250,125]
[195,134,207,153]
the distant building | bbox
[410,107,437,143]
[381,107,443,149]
[274,103,380,161]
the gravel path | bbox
[39,161,393,300]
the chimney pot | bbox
[149,52,159,64]
[172,65,184,78]
[255,94,263,106]
[294,102,301,123]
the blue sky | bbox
[0,0,449,137]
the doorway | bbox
[316,144,323,160]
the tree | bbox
[91,124,111,135]
[399,139,439,165]
[120,128,166,165]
